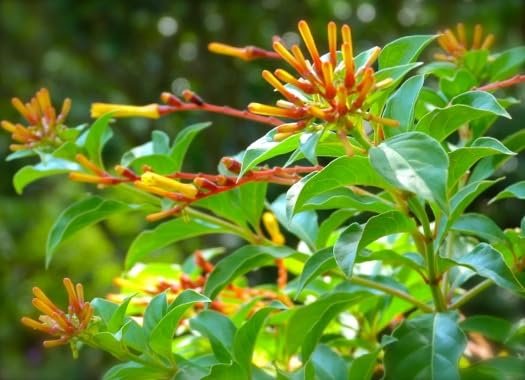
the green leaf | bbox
[202,363,246,380]
[416,91,510,141]
[450,243,523,293]
[451,213,507,244]
[299,131,322,165]
[238,182,267,230]
[379,34,436,69]
[347,351,379,380]
[316,209,358,248]
[149,290,210,360]
[311,345,349,380]
[287,156,389,214]
[489,46,525,81]
[439,69,477,99]
[383,312,467,380]
[103,362,169,380]
[383,74,425,134]
[143,293,167,335]
[448,137,514,189]
[91,298,119,326]
[46,196,134,267]
[233,307,276,377]
[84,112,114,168]
[302,188,393,214]
[240,129,300,176]
[460,357,525,380]
[285,292,364,360]
[460,315,513,343]
[490,181,525,203]
[271,194,318,250]
[334,211,416,277]
[370,132,449,211]
[107,296,133,334]
[13,156,81,194]
[170,122,211,171]
[296,248,336,297]
[126,218,229,269]
[204,245,298,299]
[190,310,236,363]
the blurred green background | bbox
[0,0,523,378]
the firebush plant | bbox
[4,20,525,379]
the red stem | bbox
[476,74,525,92]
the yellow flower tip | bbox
[328,21,338,65]
[208,42,250,61]
[90,103,160,119]
[140,172,198,198]
[262,211,285,245]
[481,33,495,50]
[472,24,483,49]
[1,120,17,133]
[43,338,68,349]
[146,209,175,222]
[297,20,322,72]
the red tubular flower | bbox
[21,278,93,349]
[246,20,398,141]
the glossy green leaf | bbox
[439,69,477,99]
[334,211,416,277]
[202,363,246,380]
[238,182,267,229]
[107,296,133,334]
[311,345,349,380]
[448,137,514,189]
[204,245,298,299]
[299,130,322,165]
[416,91,510,141]
[370,132,449,211]
[347,351,379,380]
[383,312,466,380]
[450,243,523,293]
[103,362,169,380]
[379,34,436,69]
[383,74,425,133]
[83,112,114,168]
[125,218,229,269]
[451,213,507,244]
[13,156,81,194]
[316,209,358,248]
[296,248,336,297]
[91,298,119,326]
[285,292,364,360]
[240,129,300,176]
[170,122,211,171]
[287,156,389,214]
[489,46,525,81]
[302,188,394,214]
[190,310,236,363]
[142,293,167,335]
[490,181,525,203]
[47,196,134,267]
[233,307,276,377]
[149,290,210,360]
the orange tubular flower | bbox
[1,88,72,151]
[21,278,93,350]
[435,23,495,62]
[245,20,398,141]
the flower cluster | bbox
[243,20,398,142]
[1,88,72,151]
[21,278,93,349]
[435,23,495,62]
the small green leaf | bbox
[383,312,466,380]
[143,293,167,335]
[241,129,300,176]
[379,34,436,69]
[91,298,119,326]
[288,156,389,214]
[149,290,210,360]
[202,363,246,380]
[190,310,236,363]
[451,213,507,244]
[490,181,525,203]
[370,132,449,211]
[316,209,358,248]
[451,243,523,293]
[347,351,379,380]
[460,315,513,343]
[83,112,114,168]
[47,196,134,267]
[103,362,169,380]
[125,218,229,269]
[453,91,510,118]
[311,345,349,380]
[238,182,268,230]
[13,156,81,194]
[296,248,336,297]
[489,46,525,81]
[170,122,211,171]
[334,211,416,277]
[383,74,425,133]
[439,69,477,99]
[299,131,322,165]
[204,245,298,299]
[448,137,514,189]
[107,296,133,333]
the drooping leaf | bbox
[287,156,389,214]
[383,74,425,133]
[46,196,135,267]
[333,211,416,277]
[190,310,236,363]
[378,34,436,69]
[204,245,299,299]
[383,312,467,380]
[13,156,81,194]
[296,248,337,297]
[170,122,211,171]
[490,181,525,203]
[370,132,449,211]
[125,218,230,269]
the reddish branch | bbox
[476,74,525,92]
